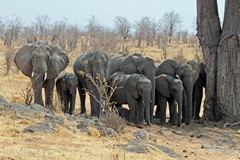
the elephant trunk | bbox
[184,79,193,125]
[32,73,44,106]
[142,92,151,125]
[148,76,155,121]
[176,92,183,127]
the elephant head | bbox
[120,54,156,121]
[14,43,69,79]
[176,63,193,125]
[86,51,109,80]
[187,60,200,84]
[61,73,78,94]
[126,74,152,124]
[14,43,69,107]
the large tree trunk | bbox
[196,0,222,120]
[217,0,240,122]
[197,0,240,122]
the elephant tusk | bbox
[45,72,47,80]
[31,71,35,77]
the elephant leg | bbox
[45,79,55,110]
[182,91,187,123]
[138,101,145,125]
[157,95,167,124]
[127,95,137,123]
[78,85,86,114]
[169,100,177,125]
[63,93,69,113]
[193,82,203,119]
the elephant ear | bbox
[61,78,67,91]
[126,75,138,99]
[156,75,171,98]
[47,45,69,79]
[14,44,35,77]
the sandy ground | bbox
[0,54,239,160]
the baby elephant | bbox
[155,74,183,127]
[108,72,152,125]
[56,73,78,114]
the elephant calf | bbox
[108,72,152,125]
[56,73,78,114]
[155,74,183,127]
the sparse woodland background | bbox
[0,11,202,76]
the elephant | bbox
[73,51,109,117]
[192,62,206,119]
[155,74,183,127]
[14,42,69,109]
[108,72,152,125]
[56,72,78,114]
[109,53,156,121]
[155,59,194,125]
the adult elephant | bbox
[56,72,78,114]
[73,51,109,117]
[109,53,156,121]
[14,43,69,109]
[155,74,183,127]
[192,62,206,119]
[108,72,152,125]
[155,59,193,125]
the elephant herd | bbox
[14,42,206,127]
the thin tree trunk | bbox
[217,0,240,122]
[196,0,222,120]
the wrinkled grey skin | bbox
[155,74,183,127]
[192,62,206,119]
[56,73,78,114]
[108,72,152,125]
[14,43,69,109]
[109,53,156,122]
[156,59,193,125]
[73,51,109,117]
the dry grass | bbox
[0,40,239,160]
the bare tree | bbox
[162,10,182,43]
[134,17,155,48]
[2,16,22,47]
[33,15,51,41]
[114,16,131,52]
[156,21,168,59]
[197,0,240,122]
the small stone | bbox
[104,128,118,137]
[133,130,149,140]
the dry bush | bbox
[99,111,126,134]
[19,82,33,105]
[5,46,15,75]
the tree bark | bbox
[196,0,222,120]
[217,0,240,122]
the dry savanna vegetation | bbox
[0,13,239,160]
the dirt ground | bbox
[0,54,239,160]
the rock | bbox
[104,128,118,137]
[23,123,55,133]
[77,119,96,129]
[11,103,35,115]
[65,114,77,121]
[30,103,49,113]
[118,140,185,159]
[77,118,104,130]
[201,144,227,150]
[44,114,64,126]
[133,130,149,140]
[0,95,9,107]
